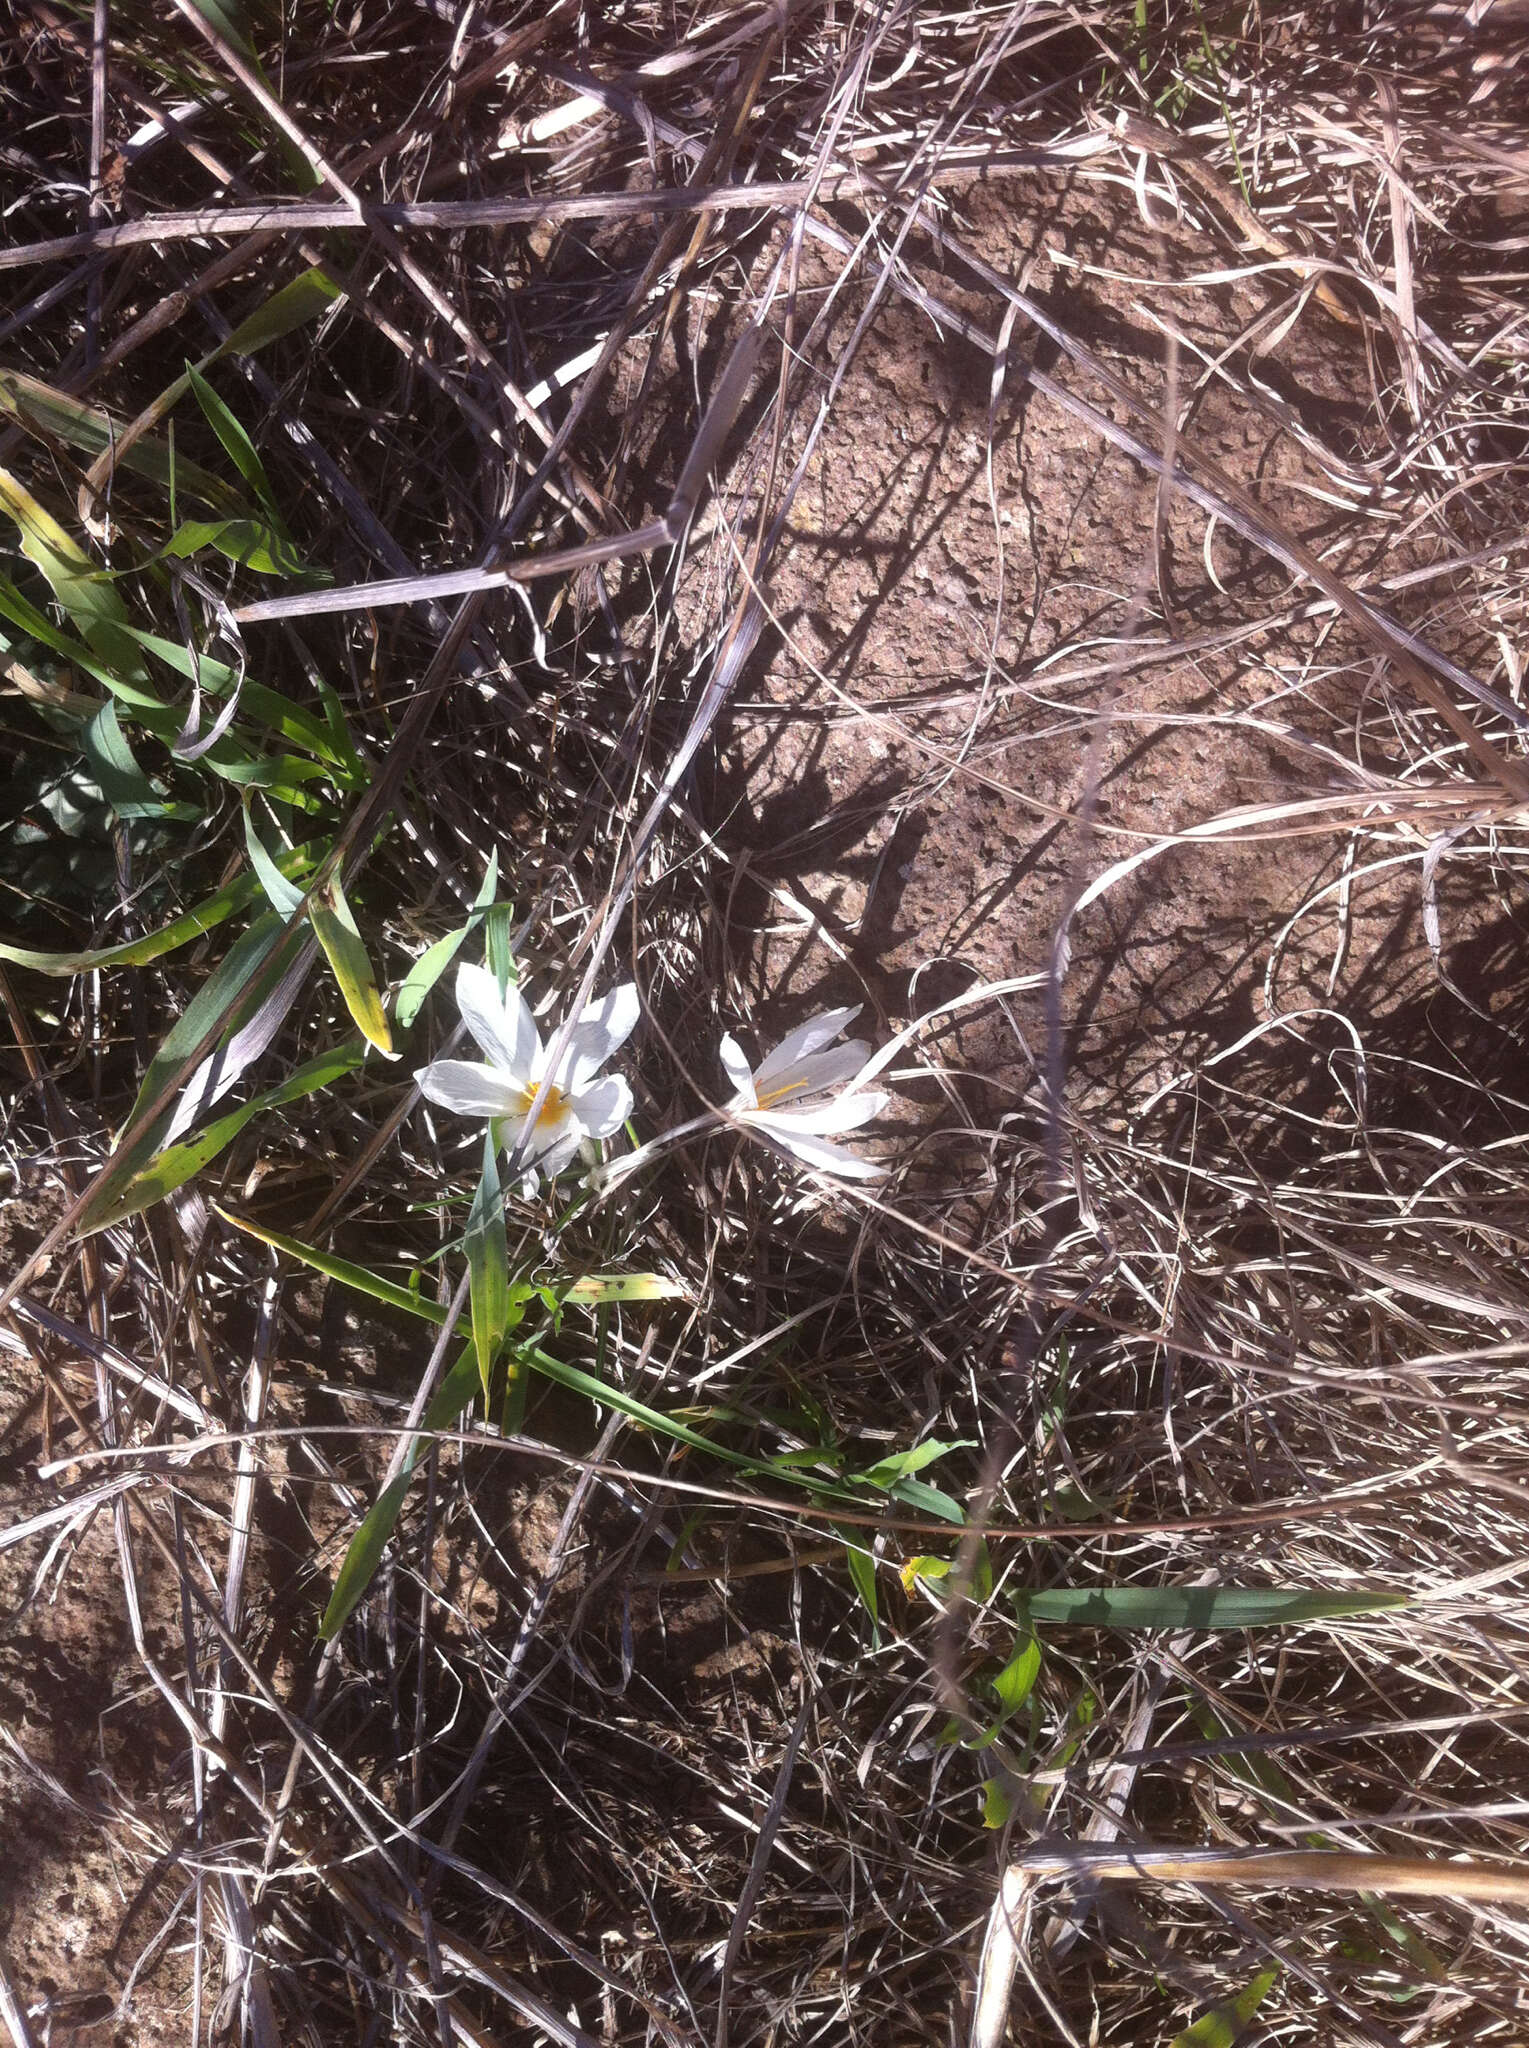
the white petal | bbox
[570,1071,632,1140]
[416,1059,522,1119]
[456,962,538,1078]
[753,1040,871,1108]
[753,1006,861,1090]
[753,1121,885,1179]
[530,1125,583,1179]
[558,982,640,1089]
[719,1034,757,1105]
[751,1089,889,1138]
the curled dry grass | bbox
[3,1,1529,2044]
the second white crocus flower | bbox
[417,962,637,1191]
[721,1006,889,1180]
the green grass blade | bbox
[0,371,243,514]
[1169,1968,1279,2048]
[0,467,150,686]
[308,875,393,1055]
[0,860,300,974]
[395,853,501,1028]
[82,701,179,821]
[85,1041,364,1233]
[185,364,287,526]
[242,803,306,917]
[318,1466,414,1641]
[466,1133,511,1401]
[318,1340,484,1640]
[1014,1585,1405,1630]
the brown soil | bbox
[701,174,1504,1144]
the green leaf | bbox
[842,1531,878,1628]
[397,928,466,1031]
[77,913,313,1233]
[82,700,180,821]
[242,802,306,917]
[319,1466,412,1640]
[980,1776,1016,1830]
[0,859,300,974]
[395,854,500,1030]
[213,1209,856,1490]
[563,1272,685,1304]
[164,515,308,579]
[85,1040,364,1232]
[1013,1585,1405,1631]
[308,874,393,1055]
[0,467,149,688]
[185,364,286,524]
[886,1476,967,1524]
[0,371,243,515]
[221,266,341,355]
[899,1553,952,1594]
[1168,1968,1279,2048]
[318,1340,483,1639]
[861,1437,972,1487]
[184,0,258,62]
[123,911,287,1132]
[466,1132,511,1402]
[991,1634,1042,1719]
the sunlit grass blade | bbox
[84,1041,364,1233]
[318,1341,483,1641]
[466,1133,511,1401]
[0,466,149,686]
[395,851,500,1030]
[185,364,289,528]
[1013,1586,1405,1630]
[0,858,305,974]
[308,875,392,1055]
[243,801,306,917]
[1169,1968,1279,2048]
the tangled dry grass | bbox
[4,1,1529,2043]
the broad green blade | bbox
[395,852,501,1029]
[0,859,298,974]
[991,1634,1041,1718]
[862,1437,972,1487]
[1169,1968,1279,2048]
[165,514,309,578]
[77,914,313,1233]
[123,911,288,1133]
[466,1132,511,1401]
[308,876,392,1055]
[83,700,176,821]
[564,1272,685,1303]
[85,1040,364,1233]
[243,802,306,917]
[0,370,241,513]
[222,267,341,355]
[1014,1585,1404,1630]
[0,466,149,687]
[185,364,287,525]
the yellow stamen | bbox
[513,1080,570,1131]
[755,1078,804,1109]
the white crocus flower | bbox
[417,962,637,1190]
[720,1006,889,1180]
